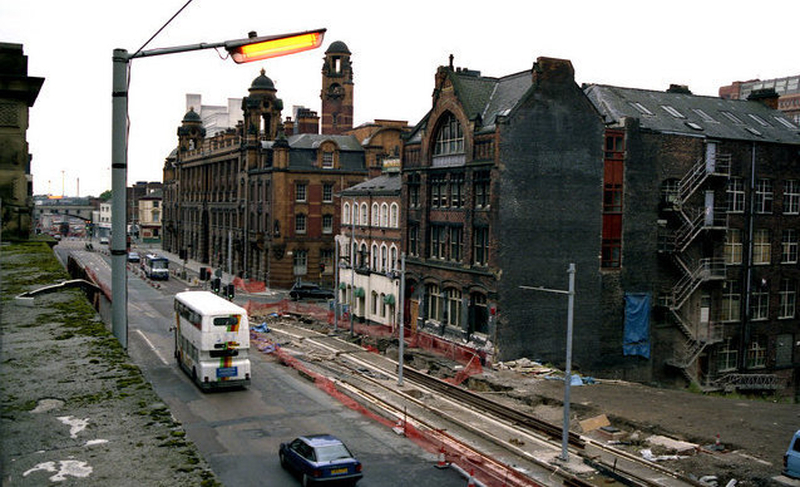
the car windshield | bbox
[315,443,352,462]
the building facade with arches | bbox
[338,159,403,327]
[162,41,407,289]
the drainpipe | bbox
[741,142,756,371]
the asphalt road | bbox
[59,239,465,487]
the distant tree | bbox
[99,190,112,201]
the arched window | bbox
[425,283,441,321]
[380,244,388,272]
[371,291,379,315]
[390,203,399,228]
[371,203,379,226]
[371,243,379,270]
[360,203,368,225]
[433,113,464,156]
[469,292,489,334]
[358,242,367,268]
[390,245,398,272]
[380,203,388,227]
[343,202,350,224]
[353,202,359,226]
[444,288,462,327]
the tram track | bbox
[263,322,702,487]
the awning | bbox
[383,294,395,305]
[338,282,346,290]
[354,287,365,298]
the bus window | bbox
[213,316,240,327]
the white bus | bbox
[173,291,251,390]
[142,253,170,280]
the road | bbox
[56,239,465,487]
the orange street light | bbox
[225,29,326,64]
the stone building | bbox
[0,43,43,240]
[137,189,162,243]
[162,41,407,289]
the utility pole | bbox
[520,263,575,462]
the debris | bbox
[509,438,525,446]
[252,322,271,333]
[646,435,698,455]
[580,414,611,433]
[258,343,278,353]
[641,448,688,462]
[698,474,719,486]
[392,418,405,436]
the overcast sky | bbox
[3,0,799,198]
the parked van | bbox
[785,430,800,479]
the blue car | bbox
[785,430,800,479]
[279,435,363,486]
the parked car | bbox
[785,430,800,479]
[290,282,335,301]
[279,435,362,486]
[99,237,109,245]
[127,252,140,263]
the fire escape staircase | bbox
[662,153,730,387]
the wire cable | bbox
[131,0,195,59]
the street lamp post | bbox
[519,263,576,463]
[111,28,325,349]
[397,252,406,386]
[349,197,356,336]
[333,237,339,333]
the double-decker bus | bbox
[142,253,169,280]
[173,291,251,390]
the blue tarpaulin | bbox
[623,293,651,358]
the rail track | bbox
[261,322,702,487]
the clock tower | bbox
[320,41,353,135]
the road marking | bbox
[134,329,168,365]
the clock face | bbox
[327,84,344,100]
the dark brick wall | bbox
[495,59,605,372]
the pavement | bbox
[0,240,217,486]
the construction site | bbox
[240,298,800,487]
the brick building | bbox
[162,41,407,289]
[585,84,800,395]
[401,56,800,397]
[400,57,604,359]
[720,75,800,126]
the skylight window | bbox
[685,121,704,131]
[692,108,717,123]
[661,105,685,118]
[629,102,654,116]
[774,116,797,129]
[721,111,743,124]
[745,127,763,137]
[748,114,771,127]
